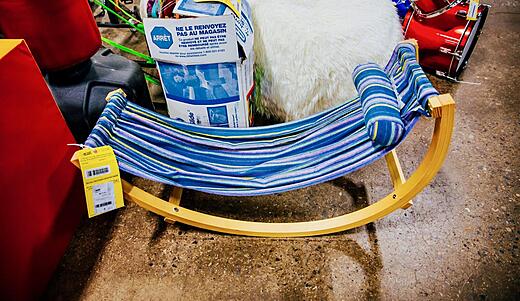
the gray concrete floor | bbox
[44,1,518,300]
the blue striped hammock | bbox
[84,42,439,197]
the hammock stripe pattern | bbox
[85,42,439,196]
[353,62,405,147]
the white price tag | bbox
[467,0,479,21]
[92,182,116,215]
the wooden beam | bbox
[385,150,413,210]
[164,187,183,224]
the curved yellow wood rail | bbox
[93,94,454,237]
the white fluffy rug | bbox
[249,0,403,121]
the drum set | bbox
[403,0,490,80]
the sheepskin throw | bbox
[249,0,403,121]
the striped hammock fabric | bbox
[84,42,439,196]
[353,62,406,147]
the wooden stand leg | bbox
[385,150,413,210]
[164,187,183,224]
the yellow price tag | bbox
[467,0,479,21]
[194,0,241,17]
[76,146,124,218]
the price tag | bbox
[467,0,479,21]
[76,146,124,218]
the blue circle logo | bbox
[151,27,173,49]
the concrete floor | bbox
[44,1,519,300]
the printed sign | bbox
[175,0,228,17]
[144,15,239,65]
[194,0,241,17]
[173,0,254,57]
[157,60,250,127]
[150,26,174,49]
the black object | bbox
[47,48,153,142]
[104,0,120,25]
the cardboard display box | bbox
[144,0,254,128]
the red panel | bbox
[0,40,85,300]
[0,0,101,71]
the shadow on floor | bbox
[331,178,383,300]
[146,177,383,300]
[41,211,118,301]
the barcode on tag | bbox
[95,201,113,208]
[467,0,479,20]
[85,165,111,179]
[92,182,116,214]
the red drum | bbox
[403,1,489,79]
[412,0,463,18]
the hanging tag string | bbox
[67,144,91,149]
